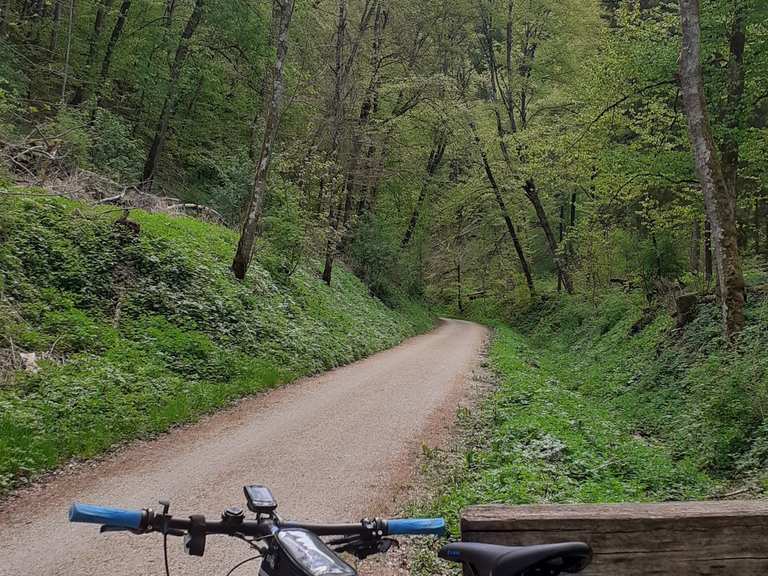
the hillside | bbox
[416,290,768,536]
[0,192,433,493]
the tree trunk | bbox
[355,140,378,217]
[0,0,9,36]
[757,197,765,256]
[569,192,577,256]
[322,0,375,285]
[49,0,61,51]
[524,178,574,294]
[558,200,566,292]
[478,5,515,162]
[401,132,447,248]
[720,0,745,198]
[99,0,130,80]
[141,0,204,192]
[232,0,294,280]
[163,0,177,27]
[59,0,75,105]
[341,2,386,233]
[320,0,349,286]
[469,120,535,296]
[764,199,768,258]
[678,0,745,338]
[322,197,342,285]
[503,0,518,133]
[704,217,713,284]
[456,206,465,314]
[28,0,44,41]
[72,0,113,105]
[690,217,701,274]
[91,0,131,118]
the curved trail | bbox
[0,319,487,576]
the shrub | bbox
[89,109,143,182]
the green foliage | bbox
[518,289,768,478]
[201,149,254,225]
[260,176,306,280]
[0,88,20,140]
[89,109,144,182]
[420,325,714,535]
[418,287,768,533]
[47,110,93,171]
[348,215,423,306]
[0,195,433,492]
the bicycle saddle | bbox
[438,541,592,576]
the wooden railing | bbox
[461,501,768,575]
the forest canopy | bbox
[1,0,767,334]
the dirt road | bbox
[0,319,487,576]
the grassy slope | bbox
[422,290,768,534]
[0,194,433,492]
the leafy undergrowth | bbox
[0,193,433,493]
[422,326,715,536]
[520,290,768,485]
[419,288,768,535]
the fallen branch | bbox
[167,203,225,222]
[708,485,756,500]
[96,188,128,205]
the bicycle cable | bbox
[163,530,170,576]
[224,555,263,576]
[161,506,171,576]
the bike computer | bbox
[243,484,277,513]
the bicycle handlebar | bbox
[69,503,145,530]
[386,518,446,536]
[68,502,446,538]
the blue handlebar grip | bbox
[68,503,144,529]
[386,518,446,536]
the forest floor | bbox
[0,319,487,576]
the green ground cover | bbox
[0,193,433,493]
[420,291,768,535]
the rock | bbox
[19,352,40,374]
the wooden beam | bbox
[462,502,768,575]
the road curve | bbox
[0,318,487,576]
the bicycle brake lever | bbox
[99,525,185,536]
[332,537,398,559]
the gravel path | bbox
[0,318,487,576]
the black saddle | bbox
[438,541,592,576]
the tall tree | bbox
[72,0,113,105]
[401,131,447,248]
[141,0,205,192]
[476,0,574,294]
[469,118,536,295]
[322,0,377,285]
[92,0,131,116]
[232,0,295,280]
[341,1,387,232]
[49,0,62,50]
[720,0,746,198]
[163,0,177,27]
[678,0,745,337]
